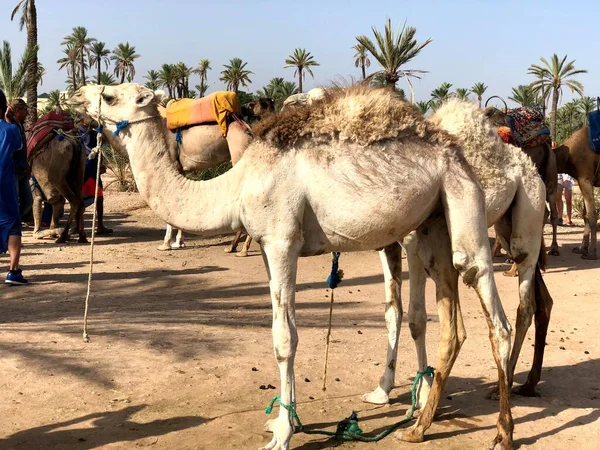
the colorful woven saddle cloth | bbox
[505,107,550,148]
[26,111,75,159]
[587,98,600,152]
[166,91,241,136]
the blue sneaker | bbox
[5,269,28,286]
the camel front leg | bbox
[260,243,300,450]
[236,235,253,257]
[172,228,185,249]
[443,179,513,449]
[396,229,465,444]
[225,230,244,253]
[362,242,403,405]
[574,179,597,259]
[31,190,44,238]
[157,224,174,251]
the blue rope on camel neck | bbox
[113,120,130,136]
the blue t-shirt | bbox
[0,120,24,252]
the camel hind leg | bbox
[573,179,597,259]
[158,224,174,251]
[235,235,253,257]
[53,181,85,244]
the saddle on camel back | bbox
[497,107,550,149]
[164,91,242,137]
[26,110,75,162]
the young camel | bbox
[69,84,515,450]
[363,102,552,428]
[554,126,600,259]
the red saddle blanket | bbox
[26,111,75,158]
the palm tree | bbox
[173,62,192,98]
[356,19,431,103]
[415,100,431,115]
[470,82,487,108]
[578,96,596,126]
[193,59,211,97]
[62,27,96,86]
[455,88,470,101]
[353,43,370,80]
[158,63,176,98]
[195,82,208,98]
[11,0,38,127]
[95,71,117,85]
[144,69,160,90]
[284,48,319,93]
[430,82,453,108]
[89,41,111,84]
[528,54,587,140]
[0,40,36,102]
[57,44,79,92]
[111,42,140,84]
[45,89,65,111]
[220,57,253,93]
[508,85,537,108]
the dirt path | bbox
[1,192,599,449]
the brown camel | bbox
[29,134,87,244]
[553,126,600,259]
[484,107,559,277]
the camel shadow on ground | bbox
[292,358,600,449]
[0,404,207,450]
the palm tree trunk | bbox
[25,0,38,130]
[97,61,101,84]
[478,95,482,109]
[81,51,86,86]
[550,87,559,141]
[71,62,77,91]
[298,68,303,94]
[120,71,125,84]
[361,64,366,80]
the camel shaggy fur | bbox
[69,84,515,450]
[363,101,552,419]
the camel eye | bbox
[102,93,116,105]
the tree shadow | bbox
[0,404,207,450]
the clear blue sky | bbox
[2,0,598,106]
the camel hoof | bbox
[488,436,513,450]
[55,236,68,244]
[224,248,235,253]
[572,246,584,255]
[547,249,560,256]
[361,387,390,405]
[512,384,539,397]
[502,270,518,278]
[157,244,172,251]
[78,237,88,244]
[582,252,597,260]
[395,427,424,443]
[171,243,185,250]
[235,251,248,258]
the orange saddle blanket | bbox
[166,91,241,136]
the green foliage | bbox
[284,48,319,93]
[236,90,254,107]
[220,57,253,92]
[509,85,538,108]
[455,88,470,101]
[353,43,370,79]
[471,82,487,108]
[415,100,432,115]
[111,42,140,84]
[0,40,37,101]
[101,144,137,192]
[144,69,160,90]
[430,82,453,108]
[185,162,232,181]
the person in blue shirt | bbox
[0,89,27,285]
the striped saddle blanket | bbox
[26,111,75,158]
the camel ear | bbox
[135,90,155,107]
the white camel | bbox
[281,87,326,110]
[69,84,515,450]
[362,101,552,437]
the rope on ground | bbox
[265,366,435,442]
[322,252,343,391]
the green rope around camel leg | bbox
[264,366,435,443]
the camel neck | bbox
[108,117,245,235]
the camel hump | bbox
[254,85,455,149]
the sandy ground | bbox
[1,191,599,450]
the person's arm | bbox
[9,124,23,152]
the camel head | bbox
[68,83,165,134]
[482,106,507,127]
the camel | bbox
[29,135,87,244]
[553,126,600,259]
[363,101,551,425]
[69,84,515,450]
[280,87,326,110]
